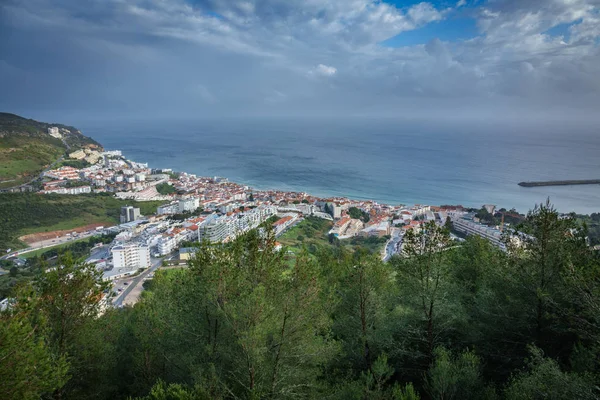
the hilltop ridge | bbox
[0,112,102,189]
[0,112,101,149]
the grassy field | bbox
[0,112,102,189]
[278,217,389,257]
[0,135,66,188]
[0,193,165,251]
[278,216,334,254]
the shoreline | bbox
[105,148,599,215]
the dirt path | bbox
[19,223,107,244]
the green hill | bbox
[0,113,102,189]
[0,192,164,251]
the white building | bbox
[199,206,276,243]
[220,203,237,213]
[272,213,299,236]
[411,205,432,216]
[157,235,177,256]
[178,197,199,213]
[157,203,178,215]
[48,127,62,139]
[111,243,151,270]
[42,186,92,195]
[326,202,343,219]
[452,216,505,249]
[102,150,123,157]
[198,217,232,243]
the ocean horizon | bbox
[78,117,600,215]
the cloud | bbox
[0,0,599,119]
[311,64,338,77]
[407,2,446,25]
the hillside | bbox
[0,112,102,189]
[0,193,164,251]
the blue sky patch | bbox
[383,0,460,8]
[381,17,479,47]
[543,18,583,42]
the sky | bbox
[1,0,599,121]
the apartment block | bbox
[111,243,151,270]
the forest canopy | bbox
[2,201,600,400]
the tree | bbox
[393,222,463,370]
[348,207,370,223]
[332,354,420,400]
[475,208,497,225]
[504,347,597,400]
[156,183,176,195]
[424,347,494,400]
[444,216,453,232]
[35,253,108,399]
[326,250,396,378]
[0,284,69,400]
[140,230,336,399]
[506,200,591,359]
[131,380,215,400]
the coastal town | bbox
[3,127,517,308]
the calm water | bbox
[78,117,600,214]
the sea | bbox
[77,117,600,215]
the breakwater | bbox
[518,179,600,187]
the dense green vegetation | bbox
[279,217,388,256]
[0,113,101,188]
[57,159,92,169]
[3,201,600,400]
[0,193,164,250]
[0,112,101,149]
[576,212,600,246]
[278,216,333,254]
[346,234,390,254]
[156,182,177,195]
[474,207,524,227]
[348,206,370,222]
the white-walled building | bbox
[157,197,200,215]
[48,127,62,139]
[111,243,151,270]
[157,235,177,255]
[272,213,299,236]
[198,206,276,243]
[42,186,92,195]
[178,197,199,213]
[157,203,178,215]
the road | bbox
[112,254,177,307]
[383,230,403,261]
[1,231,100,261]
